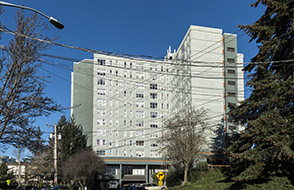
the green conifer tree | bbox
[227,0,294,185]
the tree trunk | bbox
[78,181,84,190]
[182,162,189,185]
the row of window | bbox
[96,91,168,101]
[97,149,160,157]
[96,118,159,128]
[96,59,169,73]
[96,110,160,119]
[96,98,169,108]
[96,139,159,147]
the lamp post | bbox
[0,1,64,29]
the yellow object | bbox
[6,179,11,186]
[156,171,165,181]
[158,181,163,186]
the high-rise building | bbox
[71,25,244,186]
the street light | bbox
[0,1,64,29]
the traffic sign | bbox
[156,171,165,181]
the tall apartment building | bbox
[71,25,244,186]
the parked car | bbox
[140,183,167,190]
[52,185,69,190]
[109,180,119,189]
[16,186,34,190]
[120,185,146,190]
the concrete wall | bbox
[71,59,94,146]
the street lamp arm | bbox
[0,1,64,29]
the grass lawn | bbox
[167,170,294,190]
[168,170,232,190]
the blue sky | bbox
[1,0,266,158]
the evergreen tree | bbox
[57,116,88,165]
[227,0,294,186]
[0,162,14,188]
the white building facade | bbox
[71,25,244,186]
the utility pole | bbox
[17,142,21,186]
[54,124,58,186]
[49,124,59,186]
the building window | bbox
[136,140,144,147]
[136,150,144,157]
[135,101,144,108]
[97,150,105,156]
[150,84,158,90]
[116,130,119,137]
[136,72,144,79]
[97,88,106,95]
[124,149,127,157]
[136,63,144,70]
[97,119,106,126]
[97,59,105,65]
[150,112,158,118]
[97,79,105,85]
[115,70,118,76]
[150,142,158,147]
[136,111,144,118]
[150,123,158,128]
[136,92,144,98]
[150,74,157,80]
[150,132,159,138]
[130,140,133,146]
[97,129,106,136]
[227,47,235,52]
[228,81,236,86]
[150,93,157,99]
[228,92,236,97]
[97,69,106,76]
[150,102,158,109]
[136,121,144,127]
[115,149,119,156]
[96,108,106,116]
[124,62,127,68]
[97,139,106,146]
[150,150,159,157]
[227,69,236,74]
[97,99,106,106]
[136,130,144,137]
[227,58,235,63]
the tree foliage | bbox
[0,162,14,188]
[27,116,88,184]
[62,149,105,190]
[57,116,88,164]
[160,107,208,185]
[0,10,62,153]
[27,150,53,185]
[227,0,294,185]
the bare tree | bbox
[0,10,61,152]
[62,149,105,190]
[160,107,208,185]
[27,150,53,185]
